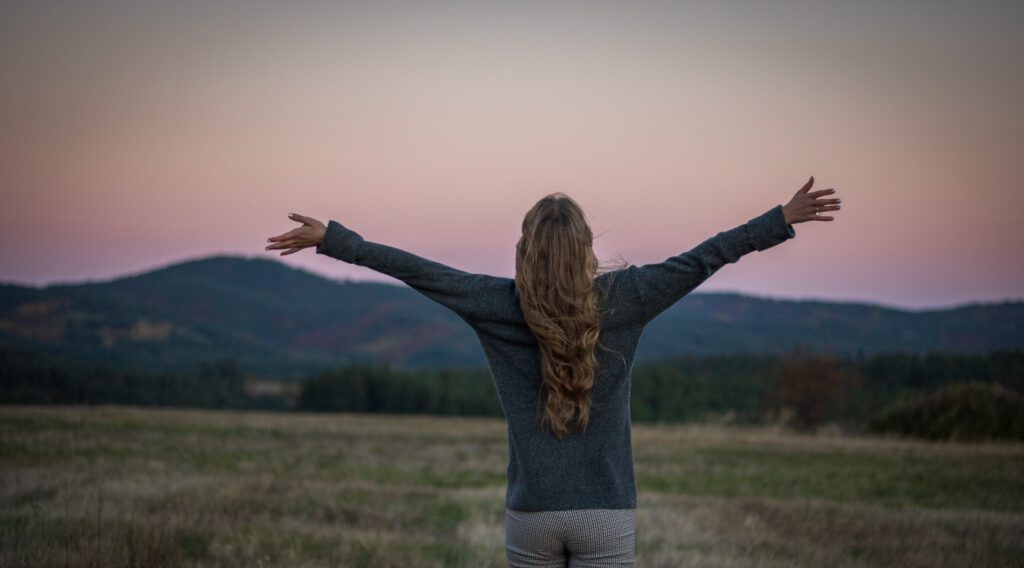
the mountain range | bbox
[2,255,1021,378]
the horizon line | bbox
[2,252,1021,314]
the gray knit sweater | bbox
[315,204,795,511]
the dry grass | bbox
[1,405,1022,567]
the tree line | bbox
[2,346,1021,439]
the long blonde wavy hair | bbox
[515,192,623,438]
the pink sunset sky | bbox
[2,1,1021,310]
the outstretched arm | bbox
[628,176,840,324]
[266,213,493,324]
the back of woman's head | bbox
[515,192,605,438]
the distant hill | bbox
[1,255,1022,378]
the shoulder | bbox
[595,266,637,298]
[466,275,527,326]
[595,267,648,329]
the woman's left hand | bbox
[265,213,326,256]
[782,176,842,224]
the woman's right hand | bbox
[265,213,326,256]
[782,176,841,224]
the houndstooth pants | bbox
[505,507,636,567]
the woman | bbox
[265,176,840,566]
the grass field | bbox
[1,405,1022,567]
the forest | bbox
[2,346,1022,440]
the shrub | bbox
[770,347,864,432]
[867,381,1024,442]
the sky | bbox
[1,0,1022,310]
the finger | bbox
[809,215,834,221]
[799,176,814,193]
[808,188,835,198]
[289,213,312,225]
[807,204,840,213]
[267,228,301,242]
[816,198,842,205]
[266,239,294,251]
[280,246,303,255]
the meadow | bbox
[1,405,1022,567]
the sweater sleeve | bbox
[315,219,493,324]
[627,204,796,324]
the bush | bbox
[867,381,1024,442]
[770,347,864,432]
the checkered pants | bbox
[505,507,636,567]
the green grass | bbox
[637,446,1024,511]
[1,405,1022,567]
